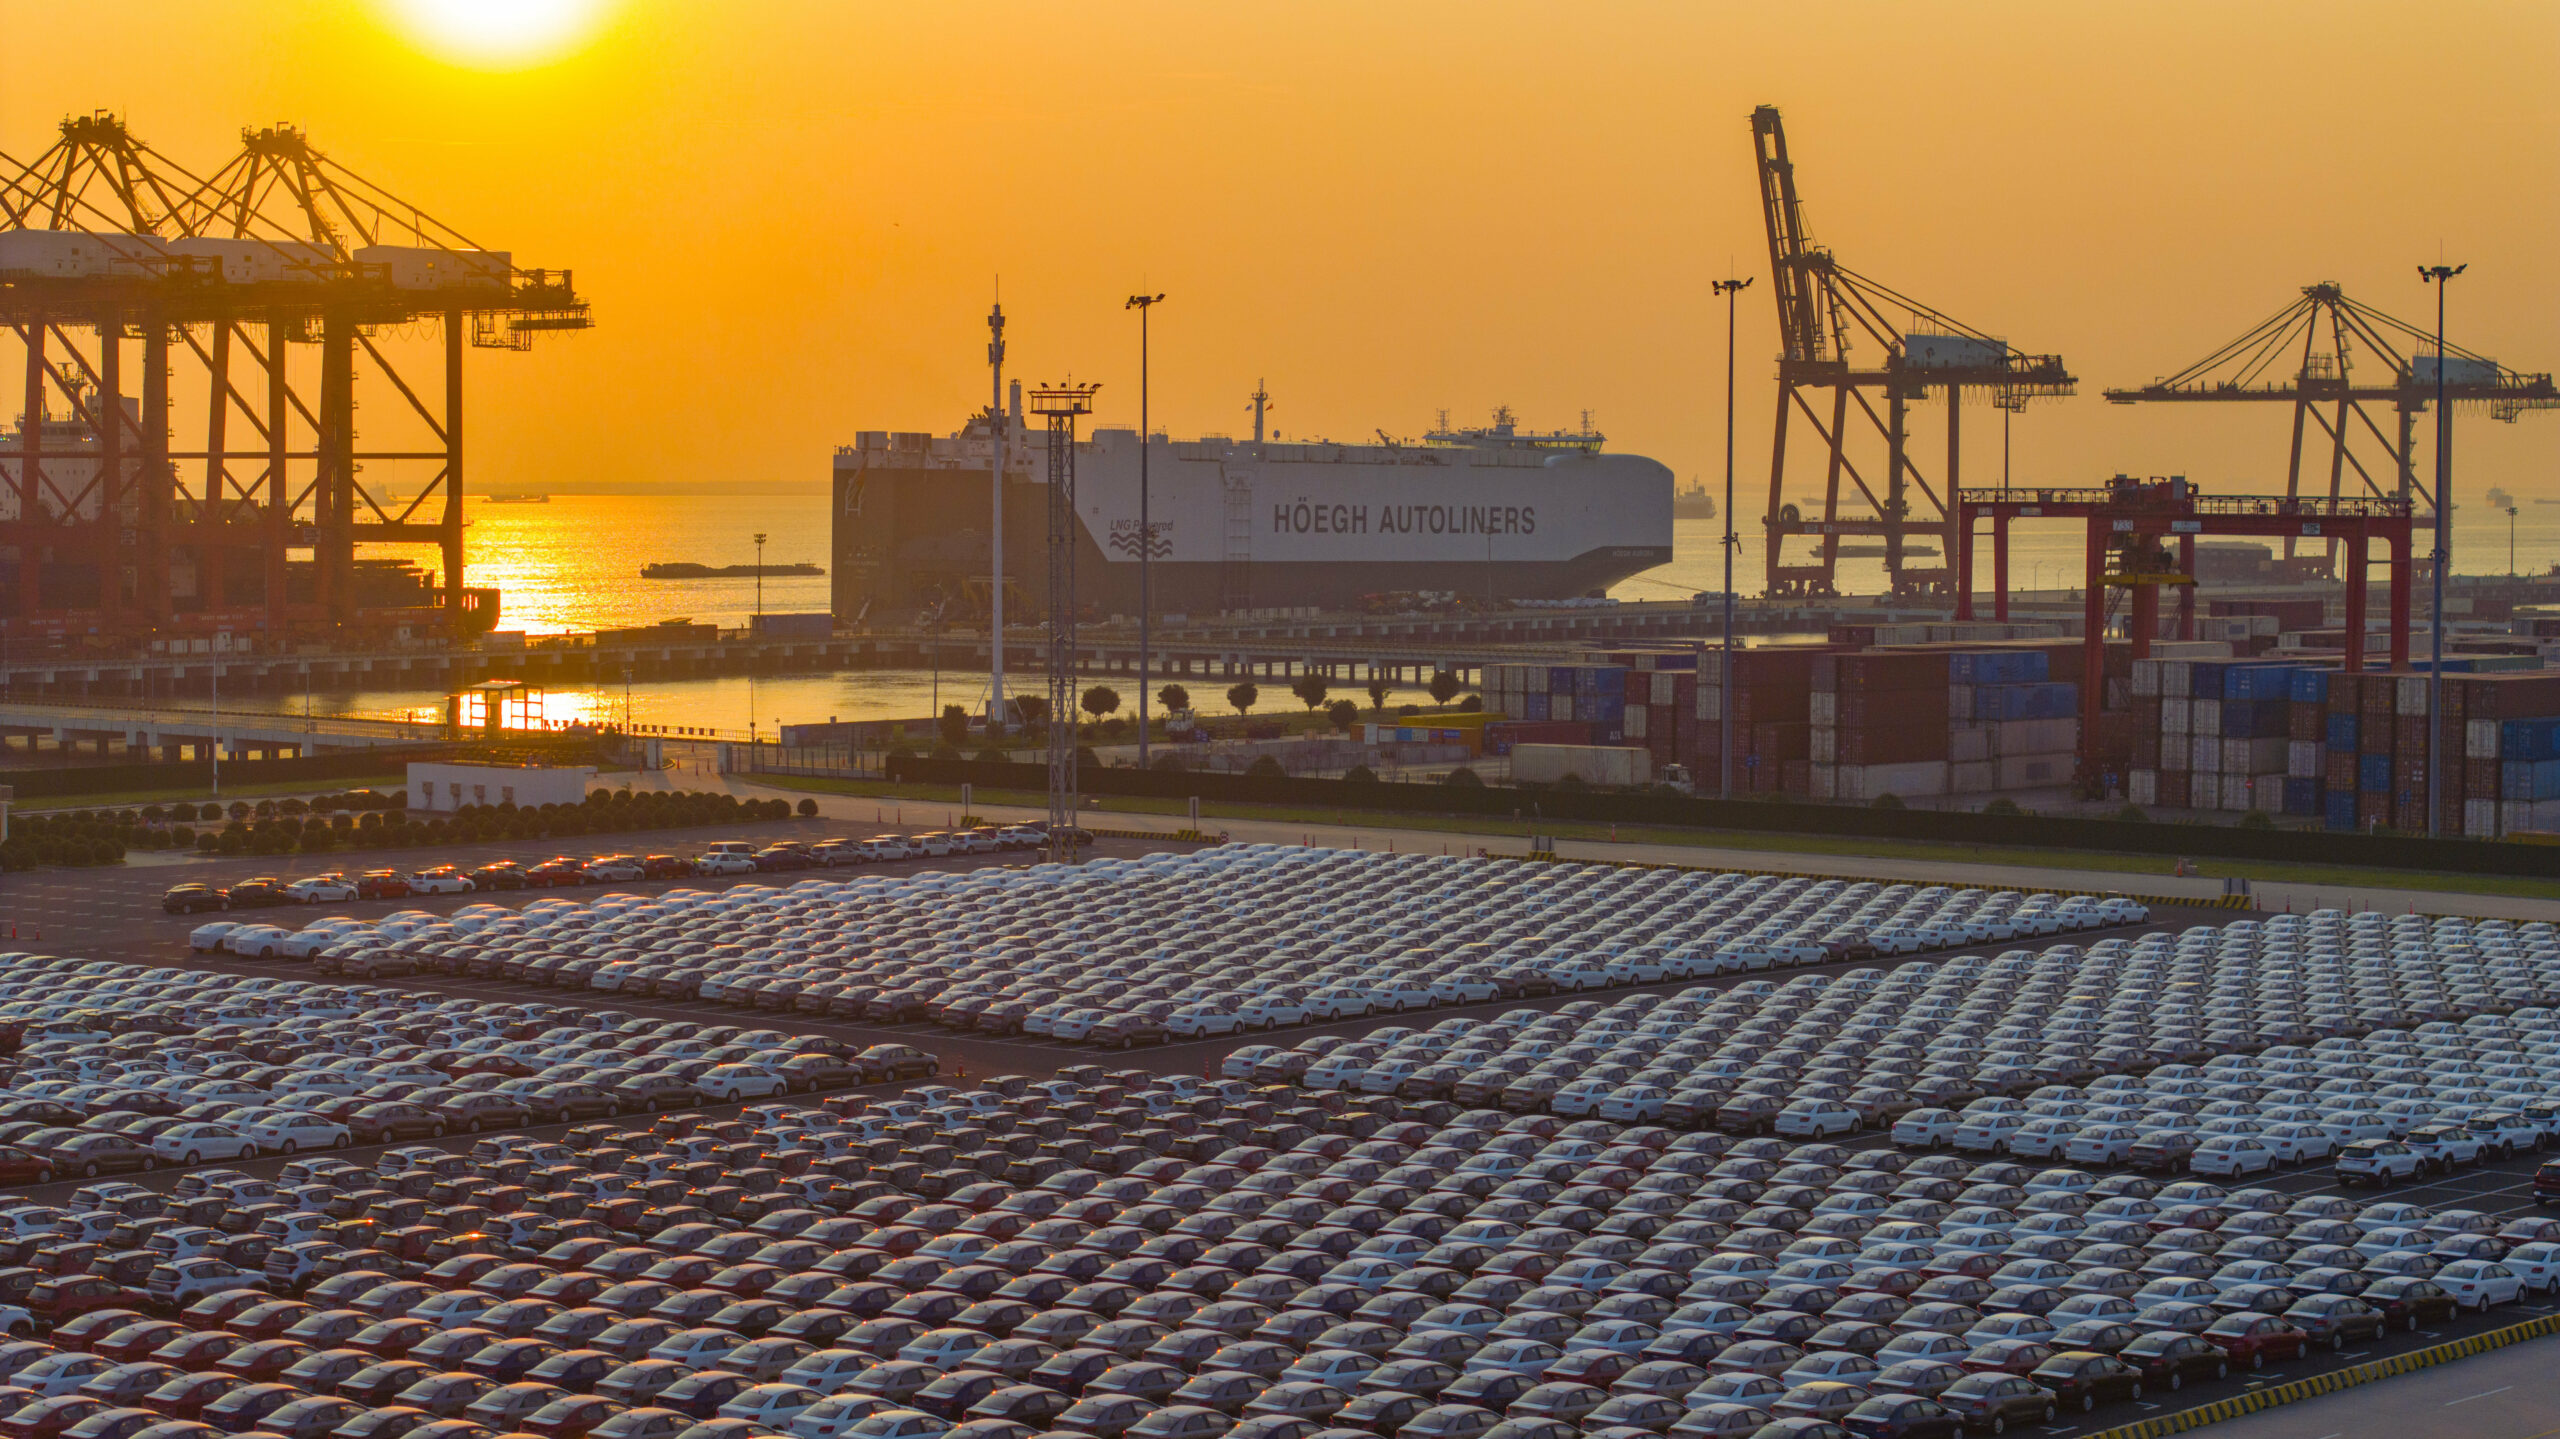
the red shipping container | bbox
[2357,792,2389,828]
[2327,672,2364,715]
[2325,751,2359,789]
[2288,705,2325,742]
[1813,650,1949,693]
[2457,673,2560,719]
[1752,722,1812,763]
[1829,687,1950,727]
[2130,730,2162,768]
[1826,725,1948,765]
[1779,760,1811,795]
[2394,714,2430,754]
[2360,720,2394,756]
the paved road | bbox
[2192,1327,2560,1439]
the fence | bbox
[880,756,2560,880]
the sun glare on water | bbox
[381,0,612,67]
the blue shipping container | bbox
[1974,681,2078,721]
[2290,669,2332,705]
[1521,693,1550,722]
[1952,651,2049,686]
[1547,668,1576,693]
[2502,718,2560,763]
[2324,791,2358,831]
[2502,759,2560,802]
[2359,753,2392,792]
[2326,712,2358,751]
[2282,777,2320,816]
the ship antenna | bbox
[1248,379,1271,445]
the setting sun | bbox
[379,0,610,67]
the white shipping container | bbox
[1624,705,1649,741]
[1694,683,1720,722]
[1949,725,1993,764]
[1511,744,1649,786]
[2156,641,2237,660]
[2161,661,2192,699]
[2287,741,2325,779]
[2131,658,2162,699]
[2193,702,2223,738]
[1990,718,2077,756]
[1835,760,1949,801]
[1650,672,1678,706]
[2502,799,2560,832]
[1809,690,1837,726]
[2397,675,2429,716]
[2161,696,2191,734]
[1808,763,1838,801]
[2129,769,2157,806]
[2467,719,2502,760]
[1951,760,1996,794]
[1551,695,1576,723]
[2190,735,2222,773]
[1996,752,2075,789]
[165,236,335,284]
[2469,800,2503,838]
[0,228,164,278]
[1809,726,1835,764]
[1948,684,1974,717]
[2220,775,2255,811]
[2185,772,2216,809]
[2221,737,2287,773]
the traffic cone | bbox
[954,1059,966,1079]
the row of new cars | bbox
[164,828,1055,916]
[249,850,2141,1045]
[1216,910,2560,1192]
[0,956,946,1185]
[0,1057,2542,1439]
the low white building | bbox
[408,761,596,813]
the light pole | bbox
[751,530,768,745]
[1713,275,1753,800]
[1126,292,1163,768]
[2419,262,2463,838]
[2507,505,2519,576]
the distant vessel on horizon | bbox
[483,493,550,504]
[642,561,824,579]
[1673,481,1717,520]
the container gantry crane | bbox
[2103,283,2558,570]
[0,112,588,643]
[1750,105,2075,600]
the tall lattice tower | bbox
[1028,383,1099,863]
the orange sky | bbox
[4,0,2556,513]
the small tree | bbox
[1441,766,1484,788]
[1247,755,1287,778]
[1870,792,1905,810]
[1010,693,1049,728]
[1226,680,1259,716]
[1291,669,1330,712]
[1344,764,1379,784]
[1428,669,1464,707]
[938,704,971,748]
[1326,699,1360,733]
[1367,677,1390,713]
[1156,682,1190,716]
[797,797,819,817]
[1080,685,1121,722]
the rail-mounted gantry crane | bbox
[0,112,588,641]
[1750,105,2074,600]
[2103,283,2557,572]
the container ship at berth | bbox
[830,395,1672,623]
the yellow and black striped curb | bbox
[2082,1312,2560,1439]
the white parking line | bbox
[2444,1384,2514,1406]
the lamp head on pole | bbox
[2417,264,2466,284]
[1125,293,1164,311]
[1713,277,1754,296]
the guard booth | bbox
[446,679,546,737]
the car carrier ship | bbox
[830,393,1672,624]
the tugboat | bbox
[1673,481,1716,520]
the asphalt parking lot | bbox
[12,838,2555,1439]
